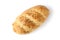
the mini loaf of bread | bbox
[12,5,49,34]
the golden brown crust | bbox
[12,5,49,34]
[13,22,26,34]
[25,10,45,22]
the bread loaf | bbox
[12,5,49,34]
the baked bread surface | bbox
[12,5,49,34]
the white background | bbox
[0,0,60,40]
